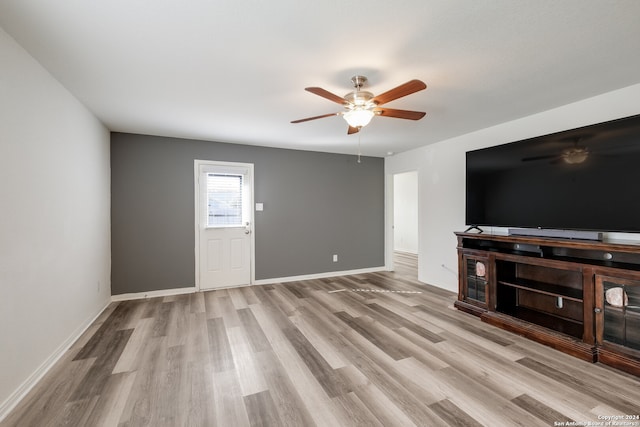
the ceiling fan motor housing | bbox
[345,75,375,107]
[344,90,375,106]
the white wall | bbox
[0,27,111,415]
[386,83,640,293]
[393,171,418,254]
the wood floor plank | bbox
[73,302,136,360]
[180,360,216,426]
[511,393,573,426]
[4,252,640,427]
[280,324,351,398]
[248,303,344,427]
[82,371,137,427]
[188,291,206,314]
[227,326,269,396]
[366,302,444,343]
[212,369,251,427]
[117,336,168,427]
[206,316,235,372]
[3,357,96,427]
[240,285,261,305]
[46,396,98,427]
[413,307,524,361]
[429,398,484,427]
[151,344,185,425]
[331,392,385,427]
[428,366,549,427]
[335,328,447,425]
[70,328,133,400]
[517,357,640,415]
[203,289,223,318]
[237,307,272,353]
[288,313,348,370]
[243,390,283,427]
[334,311,410,361]
[184,311,210,364]
[112,317,155,374]
[228,287,250,310]
[151,301,173,337]
[254,350,316,427]
[166,297,190,347]
[350,381,422,427]
[391,328,450,371]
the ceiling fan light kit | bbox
[343,108,375,128]
[291,75,427,135]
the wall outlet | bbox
[333,254,338,262]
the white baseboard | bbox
[111,286,196,302]
[0,301,111,422]
[395,249,418,255]
[112,268,388,300]
[253,266,386,286]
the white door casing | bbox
[195,160,254,290]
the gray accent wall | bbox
[111,133,385,295]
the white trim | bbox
[394,249,419,256]
[110,266,386,299]
[111,286,197,302]
[112,267,387,298]
[0,301,111,422]
[253,266,386,285]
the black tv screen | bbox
[466,114,640,233]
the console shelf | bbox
[455,231,640,376]
[497,278,583,302]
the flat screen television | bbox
[466,114,640,233]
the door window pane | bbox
[207,173,243,227]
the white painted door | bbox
[196,161,253,290]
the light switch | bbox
[255,203,264,211]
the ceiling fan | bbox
[522,136,591,165]
[291,75,427,134]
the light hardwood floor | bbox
[3,252,640,426]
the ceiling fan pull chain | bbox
[357,134,362,164]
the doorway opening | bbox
[393,170,418,279]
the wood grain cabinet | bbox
[455,232,640,376]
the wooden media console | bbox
[455,231,640,376]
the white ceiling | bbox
[2,1,640,157]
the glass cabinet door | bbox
[464,255,489,307]
[596,275,640,351]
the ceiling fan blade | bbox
[291,112,340,123]
[374,108,426,120]
[347,126,360,135]
[305,87,347,105]
[372,79,427,106]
